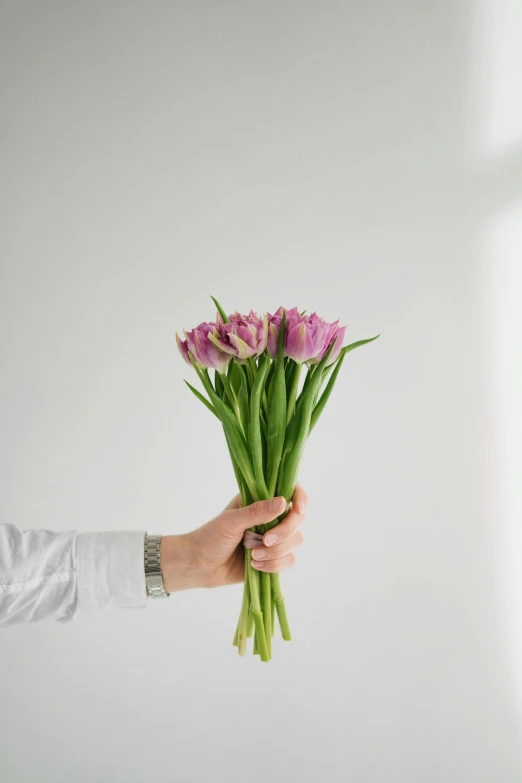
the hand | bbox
[159,484,308,592]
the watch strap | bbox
[144,534,169,598]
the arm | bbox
[0,485,307,627]
[0,524,146,628]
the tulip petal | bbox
[208,330,238,356]
[286,322,315,362]
[228,333,256,360]
[176,332,191,366]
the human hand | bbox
[159,484,308,593]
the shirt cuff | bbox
[76,531,147,612]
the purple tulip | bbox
[210,310,268,361]
[176,322,231,375]
[267,306,301,359]
[309,319,346,365]
[285,311,330,363]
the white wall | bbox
[1,2,521,782]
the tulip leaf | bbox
[285,358,295,391]
[184,380,218,419]
[309,354,346,434]
[278,405,302,487]
[295,364,316,413]
[224,430,248,505]
[190,358,258,499]
[277,337,337,499]
[266,311,287,497]
[229,360,243,397]
[343,334,380,356]
[215,371,225,399]
[237,365,250,441]
[249,354,270,499]
[265,359,276,403]
[212,393,258,501]
[310,334,380,432]
[211,295,229,324]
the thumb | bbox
[221,496,286,536]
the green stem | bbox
[247,558,270,661]
[236,550,250,656]
[286,362,302,425]
[247,608,255,638]
[271,573,291,641]
[262,572,272,658]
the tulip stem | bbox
[247,557,270,661]
[247,607,255,638]
[262,571,272,658]
[271,573,291,641]
[236,550,250,656]
[286,362,302,425]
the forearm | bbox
[160,533,208,592]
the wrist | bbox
[159,533,202,593]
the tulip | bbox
[309,320,346,365]
[285,311,329,363]
[267,306,301,359]
[176,322,231,375]
[210,310,268,361]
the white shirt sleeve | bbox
[0,524,148,628]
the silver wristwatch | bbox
[144,534,169,598]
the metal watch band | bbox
[144,534,169,598]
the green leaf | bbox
[266,312,287,496]
[229,360,243,397]
[309,334,380,433]
[285,358,294,389]
[212,394,258,501]
[215,371,225,399]
[278,405,302,487]
[343,334,380,355]
[295,364,316,413]
[277,337,337,499]
[190,359,258,499]
[184,380,218,418]
[224,430,248,504]
[237,365,250,441]
[309,354,346,433]
[249,354,270,499]
[211,295,229,323]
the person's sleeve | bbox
[0,524,148,628]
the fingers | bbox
[222,495,286,536]
[252,530,303,565]
[261,494,307,547]
[292,482,308,515]
[252,551,297,573]
[250,485,308,571]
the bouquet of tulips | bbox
[177,297,378,662]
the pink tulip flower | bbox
[210,310,268,361]
[176,322,231,375]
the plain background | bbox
[1,1,522,782]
